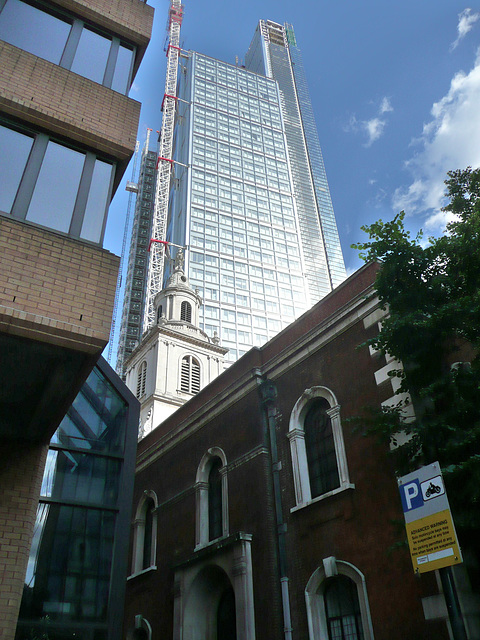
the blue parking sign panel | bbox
[400,479,424,512]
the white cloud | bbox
[379,96,393,114]
[344,97,393,146]
[364,117,386,146]
[451,8,480,51]
[392,48,480,232]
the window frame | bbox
[195,447,228,549]
[305,559,374,640]
[0,120,114,244]
[0,0,136,94]
[288,386,353,510]
[130,491,158,576]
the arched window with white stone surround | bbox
[131,490,158,575]
[305,559,374,640]
[195,447,228,548]
[288,386,353,508]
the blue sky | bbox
[104,0,480,277]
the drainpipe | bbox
[255,371,293,640]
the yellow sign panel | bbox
[406,509,463,573]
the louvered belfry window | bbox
[136,361,147,398]
[180,355,201,393]
[180,301,192,323]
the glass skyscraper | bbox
[164,20,345,362]
[245,21,346,296]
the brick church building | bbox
[123,262,463,639]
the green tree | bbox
[352,167,480,541]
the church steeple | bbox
[124,250,228,439]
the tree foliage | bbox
[353,167,480,536]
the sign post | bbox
[399,462,467,640]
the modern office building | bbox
[0,0,153,637]
[164,20,345,363]
[119,16,345,368]
[245,20,346,297]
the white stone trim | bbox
[195,447,229,549]
[305,559,375,640]
[288,387,351,507]
[173,534,255,640]
[131,490,158,575]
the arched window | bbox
[142,498,155,570]
[288,387,352,508]
[304,398,340,498]
[136,361,147,398]
[324,575,363,640]
[195,448,228,548]
[131,491,158,575]
[180,355,201,393]
[181,300,192,323]
[208,457,223,541]
[305,559,374,640]
[156,304,163,323]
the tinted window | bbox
[26,141,85,232]
[81,159,113,242]
[0,124,33,213]
[23,503,116,622]
[0,0,70,64]
[111,44,134,93]
[51,366,128,454]
[71,26,110,84]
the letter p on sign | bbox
[400,479,423,512]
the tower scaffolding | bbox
[143,0,184,333]
[116,128,157,375]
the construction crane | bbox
[143,0,184,333]
[106,139,140,365]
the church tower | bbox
[124,250,228,438]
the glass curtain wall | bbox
[245,21,346,299]
[167,53,310,362]
[16,359,139,640]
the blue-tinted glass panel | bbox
[81,159,113,242]
[0,0,70,64]
[23,503,115,622]
[111,44,134,93]
[71,26,110,84]
[41,449,121,506]
[51,366,127,454]
[0,124,33,213]
[26,141,84,232]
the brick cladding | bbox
[272,309,447,640]
[0,41,140,167]
[126,383,284,639]
[0,216,119,352]
[0,442,48,640]
[52,0,154,50]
